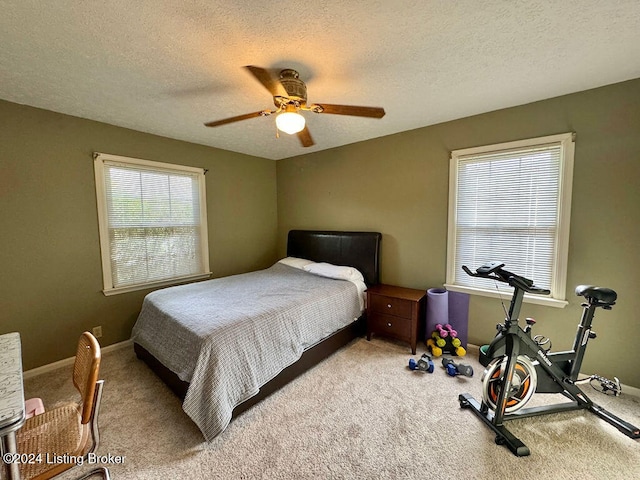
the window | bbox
[445,133,574,307]
[94,153,210,296]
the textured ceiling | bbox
[1,1,639,160]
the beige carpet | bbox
[23,337,640,479]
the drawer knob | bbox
[387,322,392,327]
[387,304,392,308]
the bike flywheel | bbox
[482,355,537,413]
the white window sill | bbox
[102,272,212,296]
[443,284,568,309]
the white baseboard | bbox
[23,339,133,380]
[622,383,640,398]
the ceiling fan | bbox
[204,66,385,147]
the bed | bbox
[132,230,381,440]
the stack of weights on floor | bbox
[427,323,466,357]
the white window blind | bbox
[94,153,210,295]
[446,133,574,306]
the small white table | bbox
[0,333,25,480]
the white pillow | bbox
[303,262,365,283]
[277,257,316,270]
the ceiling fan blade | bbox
[312,103,385,118]
[297,126,315,147]
[204,111,267,127]
[244,66,288,98]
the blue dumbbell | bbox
[442,357,474,377]
[409,353,434,373]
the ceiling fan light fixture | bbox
[204,66,385,148]
[276,107,305,134]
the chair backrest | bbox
[73,332,101,424]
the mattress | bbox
[131,262,363,440]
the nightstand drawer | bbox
[368,312,411,339]
[369,294,413,318]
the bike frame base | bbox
[459,392,640,457]
[459,393,531,457]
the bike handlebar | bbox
[462,262,550,295]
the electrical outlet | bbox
[92,326,103,338]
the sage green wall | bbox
[277,78,640,388]
[0,100,278,370]
[3,79,639,387]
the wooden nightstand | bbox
[366,284,426,354]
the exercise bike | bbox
[457,261,640,456]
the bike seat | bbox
[575,285,617,306]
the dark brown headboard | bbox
[286,230,382,286]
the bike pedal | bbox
[589,375,622,396]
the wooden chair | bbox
[17,332,110,480]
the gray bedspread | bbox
[131,262,362,440]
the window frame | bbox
[444,133,575,308]
[93,152,211,296]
